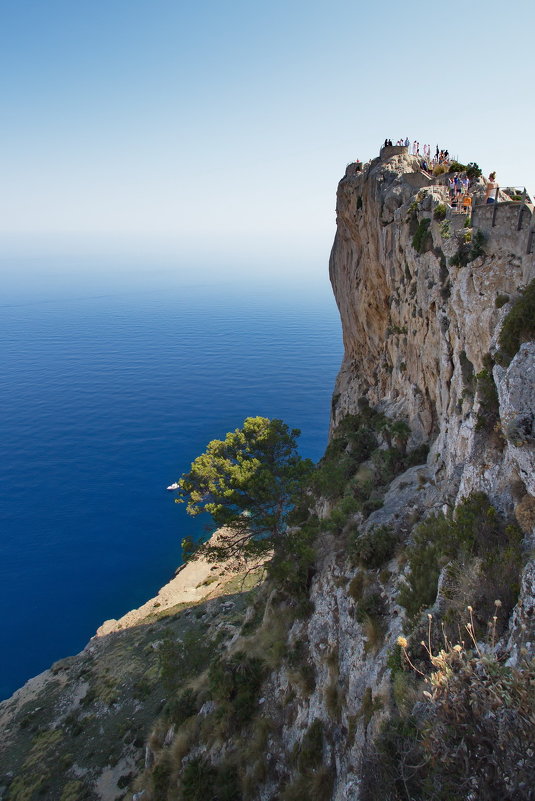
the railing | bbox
[472,185,532,226]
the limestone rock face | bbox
[300,152,535,798]
[330,153,535,514]
[495,342,535,497]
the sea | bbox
[0,254,343,701]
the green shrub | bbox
[165,688,198,727]
[348,571,367,601]
[471,229,485,258]
[209,651,265,725]
[215,764,243,801]
[439,221,451,239]
[267,521,317,599]
[152,756,172,799]
[321,493,361,535]
[447,161,482,180]
[475,360,500,433]
[355,591,385,623]
[375,418,411,449]
[433,203,447,221]
[311,454,355,499]
[405,443,429,466]
[465,162,482,180]
[158,629,212,693]
[412,218,432,253]
[398,494,523,624]
[448,161,465,174]
[310,411,387,501]
[179,757,243,801]
[360,686,383,726]
[351,525,398,569]
[495,292,510,309]
[386,643,404,675]
[59,781,91,801]
[280,718,333,801]
[371,448,405,484]
[450,247,467,267]
[296,719,324,772]
[496,278,535,365]
[362,496,384,515]
[450,229,485,267]
[397,514,454,619]
[360,715,423,801]
[132,674,153,701]
[282,766,333,801]
[287,639,316,692]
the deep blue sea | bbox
[0,257,342,700]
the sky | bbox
[1,0,534,266]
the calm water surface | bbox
[0,259,342,699]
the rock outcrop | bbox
[330,153,534,515]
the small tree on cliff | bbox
[176,416,314,562]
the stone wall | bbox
[471,201,535,281]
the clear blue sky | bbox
[1,0,534,264]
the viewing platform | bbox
[379,144,409,159]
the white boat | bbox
[166,482,179,491]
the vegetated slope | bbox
[1,151,534,801]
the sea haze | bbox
[0,257,343,700]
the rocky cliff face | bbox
[1,152,534,801]
[229,152,535,800]
[298,150,535,798]
[330,153,535,515]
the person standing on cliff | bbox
[485,172,498,204]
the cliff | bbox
[330,152,535,513]
[1,150,534,801]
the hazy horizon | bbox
[1,0,533,264]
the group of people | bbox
[450,171,498,208]
[449,173,470,198]
[445,170,498,211]
[383,138,451,167]
[447,172,474,213]
[380,137,500,210]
